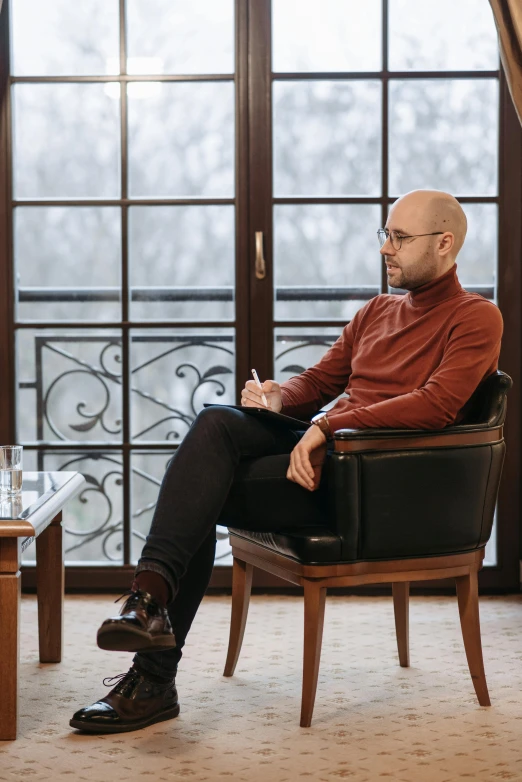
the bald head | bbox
[394,190,467,260]
[382,189,468,291]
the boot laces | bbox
[114,589,138,605]
[103,668,140,690]
[113,589,148,615]
[113,588,159,613]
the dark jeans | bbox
[133,405,331,680]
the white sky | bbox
[10,0,498,76]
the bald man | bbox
[71,189,503,734]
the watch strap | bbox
[312,412,333,440]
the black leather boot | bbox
[97,589,177,652]
[70,665,180,734]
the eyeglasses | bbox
[377,228,444,251]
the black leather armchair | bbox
[221,370,512,727]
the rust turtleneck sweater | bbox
[280,264,503,431]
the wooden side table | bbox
[0,471,85,740]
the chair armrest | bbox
[328,423,506,560]
[333,424,504,453]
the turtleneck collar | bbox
[408,264,463,309]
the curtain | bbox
[489,0,522,125]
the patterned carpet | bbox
[1,593,522,781]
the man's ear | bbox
[438,231,454,257]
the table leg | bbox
[0,538,21,740]
[36,512,64,663]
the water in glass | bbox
[0,445,23,495]
[0,469,23,495]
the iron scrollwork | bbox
[29,452,230,564]
[35,335,234,442]
[39,338,123,440]
[28,334,235,563]
[26,333,335,564]
[131,339,234,441]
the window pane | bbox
[15,207,121,321]
[17,330,123,444]
[126,0,234,75]
[484,510,497,566]
[273,81,381,196]
[13,84,121,199]
[129,206,234,320]
[272,0,381,72]
[457,203,497,294]
[389,80,498,196]
[131,329,235,442]
[128,82,235,198]
[275,327,340,380]
[131,453,232,565]
[11,0,119,76]
[389,0,498,71]
[131,452,169,564]
[21,451,123,565]
[274,204,381,319]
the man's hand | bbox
[287,424,328,491]
[241,379,283,412]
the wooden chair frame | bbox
[223,541,488,727]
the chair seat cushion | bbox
[228,526,343,563]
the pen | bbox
[251,368,269,407]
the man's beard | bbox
[385,254,437,291]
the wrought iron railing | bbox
[20,324,336,563]
[18,283,496,303]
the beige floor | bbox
[1,594,522,782]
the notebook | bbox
[202,403,310,429]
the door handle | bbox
[255,231,266,280]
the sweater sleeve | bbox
[279,313,360,420]
[327,299,504,432]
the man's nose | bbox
[379,237,395,256]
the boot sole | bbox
[69,703,180,734]
[97,623,177,653]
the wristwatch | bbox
[311,411,333,440]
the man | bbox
[70,189,503,733]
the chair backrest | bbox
[457,370,512,427]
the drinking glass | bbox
[0,445,23,496]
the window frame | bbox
[0,0,520,592]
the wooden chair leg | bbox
[455,569,491,707]
[0,539,21,740]
[300,580,327,728]
[36,513,64,663]
[392,581,410,667]
[223,557,253,677]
